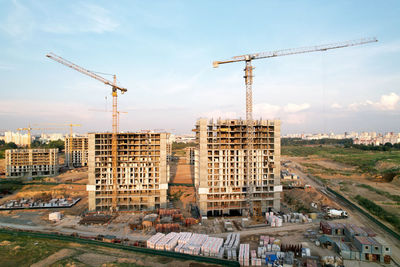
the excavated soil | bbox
[285,187,339,209]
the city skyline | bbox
[1,1,399,135]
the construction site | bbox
[194,118,281,217]
[87,132,170,211]
[65,135,88,168]
[5,148,59,178]
[1,37,399,266]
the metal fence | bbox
[0,228,240,266]
[326,187,400,241]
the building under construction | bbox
[194,119,282,217]
[5,149,59,178]
[65,136,88,167]
[87,132,170,211]
[185,146,196,164]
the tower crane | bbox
[47,53,127,212]
[17,125,63,148]
[213,37,378,216]
[88,109,127,133]
[42,123,82,168]
[41,123,82,137]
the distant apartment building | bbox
[5,149,59,178]
[65,136,88,167]
[87,132,170,211]
[284,131,400,145]
[184,146,196,165]
[40,133,65,143]
[194,118,282,217]
[175,134,196,143]
[166,136,173,162]
[4,131,31,147]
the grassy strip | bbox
[354,195,400,232]
[357,184,400,203]
[282,145,400,176]
[302,162,354,176]
[0,232,67,267]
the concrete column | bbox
[197,119,209,216]
[87,133,96,211]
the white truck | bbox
[327,209,348,218]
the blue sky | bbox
[0,0,399,135]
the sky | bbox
[0,0,399,135]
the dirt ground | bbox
[285,156,400,196]
[169,156,196,211]
[283,156,400,264]
[284,155,400,223]
[31,248,75,267]
[284,187,340,211]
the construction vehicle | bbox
[327,208,348,219]
[47,53,127,212]
[213,37,378,216]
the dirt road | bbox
[211,222,318,238]
[287,158,400,264]
[169,157,195,211]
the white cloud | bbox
[0,0,35,40]
[374,92,400,110]
[43,3,119,34]
[331,103,342,109]
[254,103,281,118]
[0,99,93,120]
[285,114,307,124]
[0,1,119,40]
[283,103,310,113]
[348,92,399,111]
[199,110,239,119]
[201,102,311,125]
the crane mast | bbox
[213,37,377,216]
[17,125,62,148]
[47,53,127,212]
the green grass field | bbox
[282,145,400,177]
[0,233,67,266]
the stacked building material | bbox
[257,235,281,259]
[239,244,250,266]
[178,232,192,245]
[224,233,240,258]
[250,250,262,266]
[155,223,180,233]
[155,232,178,250]
[147,233,165,249]
[201,237,224,257]
[218,247,224,259]
[164,232,179,251]
[266,212,283,227]
[179,233,209,255]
